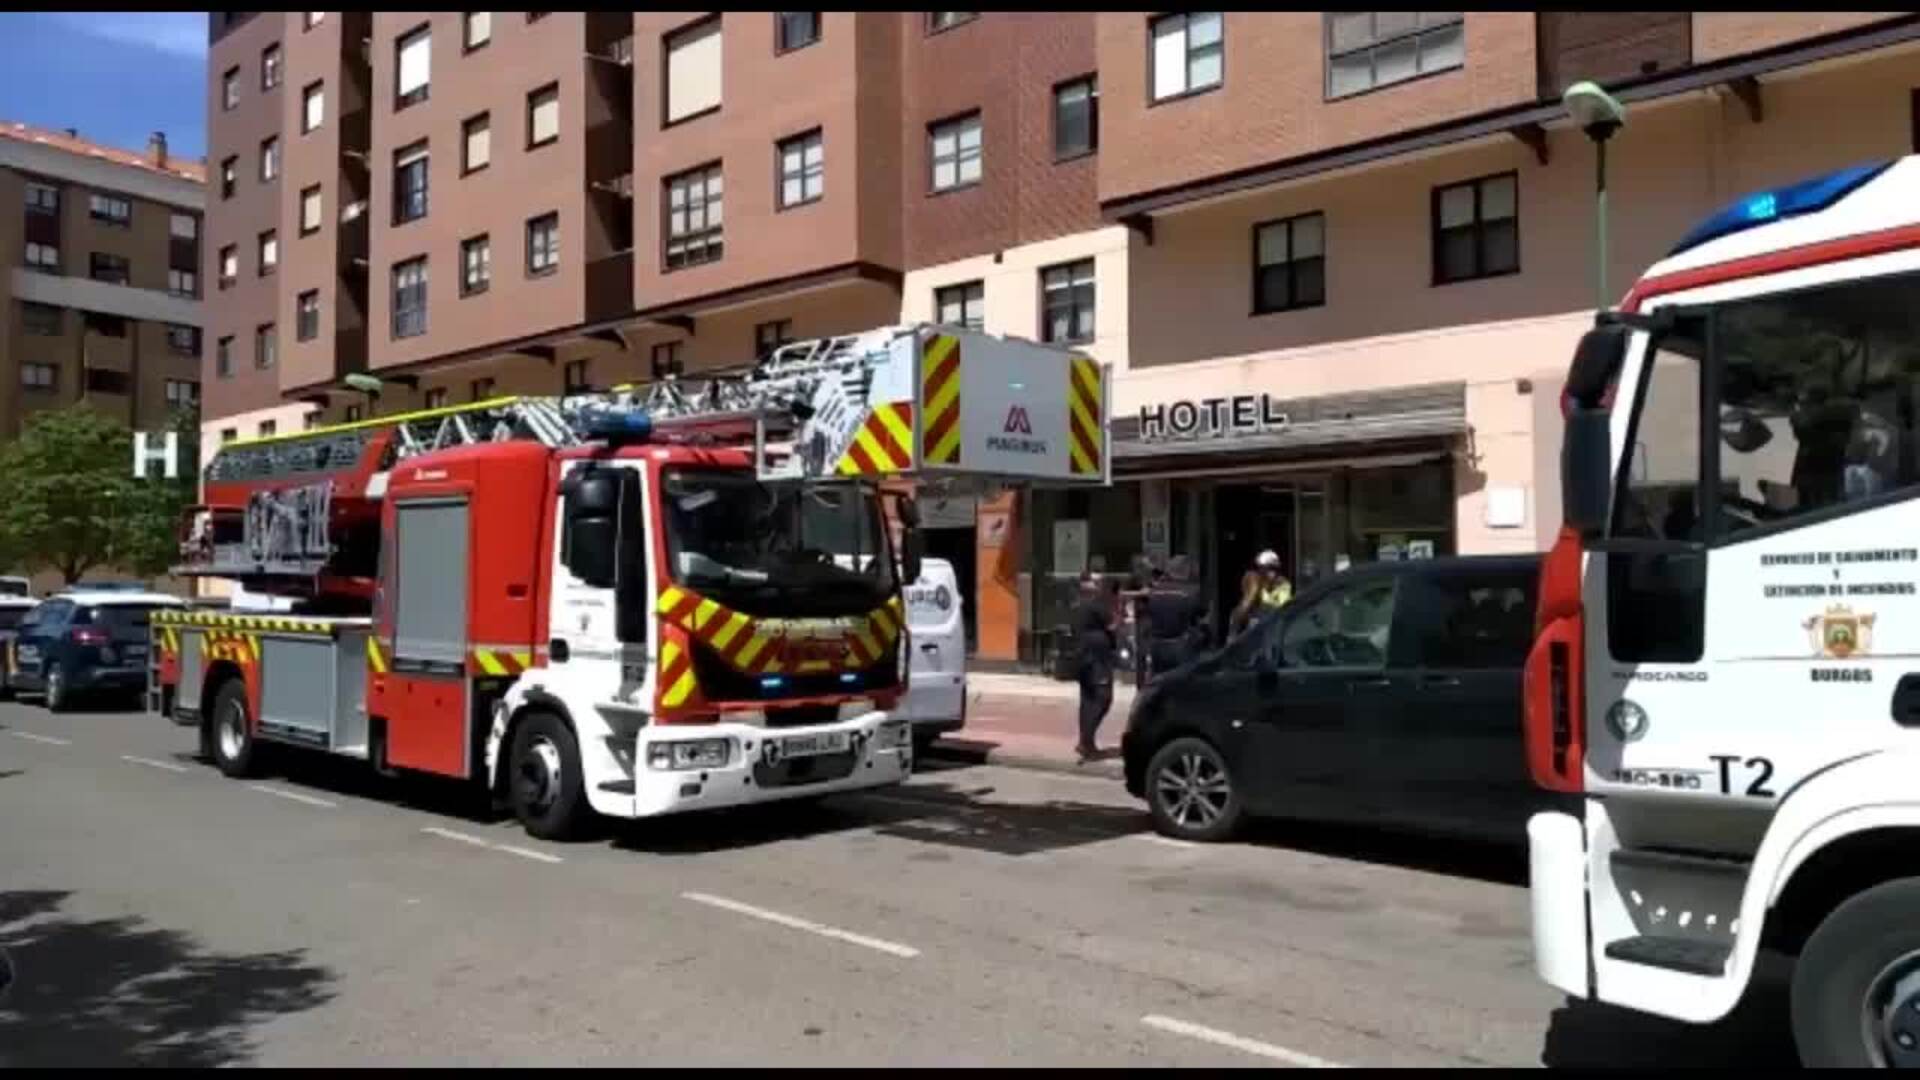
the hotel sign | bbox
[1138,394,1290,442]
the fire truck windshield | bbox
[661,467,894,616]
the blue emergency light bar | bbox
[584,410,654,445]
[1668,160,1892,256]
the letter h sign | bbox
[132,431,180,480]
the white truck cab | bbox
[895,557,967,749]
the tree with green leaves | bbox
[0,405,198,585]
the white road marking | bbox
[495,843,564,865]
[421,826,491,847]
[682,891,921,959]
[420,827,565,865]
[247,783,338,808]
[6,730,71,746]
[121,754,189,773]
[1140,1015,1344,1069]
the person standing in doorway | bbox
[1145,555,1208,678]
[1071,572,1118,763]
[1229,549,1292,637]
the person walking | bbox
[1229,549,1293,637]
[1071,572,1118,763]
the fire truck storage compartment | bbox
[174,630,204,715]
[386,497,474,778]
[257,629,370,753]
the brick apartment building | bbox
[202,11,1920,663]
[0,122,203,442]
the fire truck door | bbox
[387,497,471,777]
[548,460,652,712]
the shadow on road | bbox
[1238,818,1528,888]
[171,744,513,828]
[1541,961,1797,1068]
[0,890,335,1067]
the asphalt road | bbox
[0,699,1798,1067]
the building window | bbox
[1326,12,1463,99]
[220,156,237,199]
[393,141,429,224]
[259,229,279,275]
[1053,76,1097,160]
[257,419,277,437]
[297,290,320,341]
[1433,171,1518,285]
[84,312,127,337]
[168,268,197,297]
[526,212,559,276]
[170,212,197,240]
[220,426,239,443]
[1253,212,1326,314]
[928,111,981,192]
[396,24,431,109]
[563,358,590,392]
[223,65,241,110]
[89,193,131,226]
[24,182,57,214]
[424,387,448,409]
[663,164,723,270]
[89,252,130,285]
[164,379,198,407]
[22,302,63,336]
[464,12,491,51]
[24,242,59,271]
[260,135,279,181]
[217,245,238,288]
[934,280,985,332]
[526,82,559,148]
[392,256,429,338]
[20,363,56,391]
[928,12,977,33]
[461,234,491,295]
[300,185,323,234]
[470,377,495,402]
[755,319,794,359]
[304,12,324,30]
[255,323,278,369]
[1151,12,1223,102]
[1040,258,1095,344]
[664,16,722,125]
[651,341,682,376]
[85,368,131,396]
[526,13,548,23]
[342,406,361,423]
[777,129,824,209]
[216,336,234,377]
[302,80,325,133]
[262,43,282,90]
[776,12,819,52]
[462,112,490,173]
[165,324,198,356]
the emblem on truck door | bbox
[1605,698,1649,742]
[1805,604,1876,659]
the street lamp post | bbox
[1562,81,1627,312]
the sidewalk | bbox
[922,671,1137,781]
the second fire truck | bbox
[151,324,1110,839]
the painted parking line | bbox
[420,827,567,864]
[1140,1014,1344,1068]
[5,730,71,746]
[421,825,491,847]
[495,843,565,865]
[247,783,339,809]
[681,891,921,959]
[121,754,190,774]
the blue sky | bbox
[0,12,206,162]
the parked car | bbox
[0,596,39,699]
[894,557,967,751]
[7,590,185,712]
[1122,555,1566,843]
[0,576,30,598]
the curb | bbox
[921,738,1126,781]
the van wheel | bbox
[1144,736,1242,842]
[207,678,261,778]
[1792,877,1920,1067]
[508,712,590,841]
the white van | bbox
[895,557,966,749]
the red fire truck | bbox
[151,324,1109,838]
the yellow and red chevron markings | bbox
[203,630,260,664]
[1068,355,1104,477]
[469,644,534,677]
[658,638,699,709]
[921,333,962,466]
[835,401,915,476]
[365,636,389,675]
[656,586,904,678]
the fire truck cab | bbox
[1526,155,1920,1066]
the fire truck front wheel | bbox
[508,711,590,841]
[207,678,262,779]
[1792,876,1920,1068]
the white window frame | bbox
[527,83,559,148]
[260,135,280,181]
[935,280,985,332]
[259,229,279,275]
[170,212,197,240]
[777,128,824,209]
[1151,12,1223,102]
[262,43,282,90]
[25,182,58,214]
[461,233,491,295]
[664,16,723,125]
[24,242,59,271]
[928,112,981,192]
[89,193,131,226]
[20,362,57,391]
[297,290,321,341]
[526,212,560,276]
[1325,12,1464,100]
[464,11,492,50]
[663,165,723,270]
[300,185,324,234]
[463,112,491,173]
[396,25,432,108]
[302,80,325,133]
[391,257,429,339]
[168,268,197,298]
[255,323,278,369]
[1039,258,1096,345]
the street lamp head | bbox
[343,373,383,395]
[1563,81,1626,141]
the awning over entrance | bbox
[1111,381,1465,472]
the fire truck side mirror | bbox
[902,529,925,587]
[561,469,622,589]
[1562,408,1612,540]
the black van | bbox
[1121,555,1563,843]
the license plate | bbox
[782,731,850,758]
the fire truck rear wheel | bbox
[509,712,589,841]
[207,678,261,779]
[1792,876,1920,1068]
